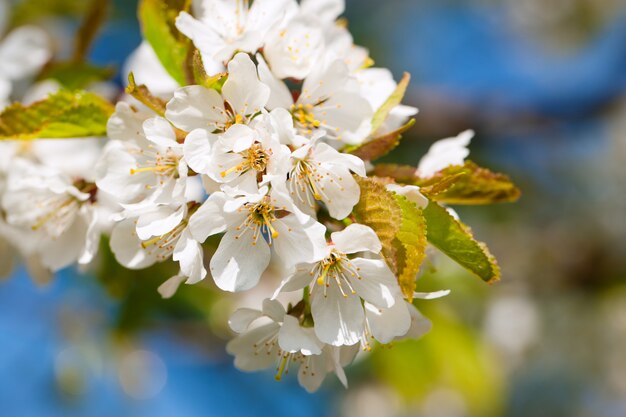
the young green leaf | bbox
[39,62,114,90]
[126,72,167,116]
[417,161,521,205]
[0,90,114,140]
[423,201,500,284]
[346,118,415,161]
[392,194,428,300]
[352,177,428,300]
[191,49,226,91]
[352,176,401,270]
[138,0,190,85]
[370,72,411,135]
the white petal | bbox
[272,214,328,267]
[136,205,185,240]
[110,219,158,269]
[157,273,188,299]
[298,353,328,393]
[300,0,345,21]
[143,117,179,148]
[226,323,281,371]
[262,298,286,322]
[331,223,381,254]
[417,130,474,177]
[386,184,428,209]
[314,142,366,177]
[403,303,432,340]
[209,229,271,292]
[107,102,148,142]
[77,209,100,265]
[124,41,178,96]
[279,315,323,355]
[414,289,451,300]
[225,123,258,153]
[175,12,224,65]
[38,215,88,271]
[229,308,263,333]
[173,229,207,284]
[256,54,293,109]
[0,26,50,79]
[311,287,363,346]
[188,192,227,242]
[222,53,270,117]
[165,85,227,132]
[278,264,316,293]
[364,300,411,343]
[348,258,398,308]
[183,128,218,175]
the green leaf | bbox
[374,161,521,205]
[191,49,227,90]
[346,118,415,161]
[392,194,428,300]
[126,72,167,116]
[370,72,410,135]
[352,176,401,268]
[423,201,500,284]
[138,0,191,86]
[417,161,521,205]
[39,62,114,90]
[352,176,428,299]
[0,90,113,140]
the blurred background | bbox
[2,0,626,416]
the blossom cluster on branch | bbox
[0,0,520,392]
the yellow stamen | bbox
[262,212,279,239]
[220,163,244,178]
[275,354,289,381]
[130,165,173,175]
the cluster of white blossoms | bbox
[0,0,486,392]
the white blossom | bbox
[279,224,402,346]
[188,181,327,292]
[176,0,296,72]
[279,134,366,219]
[257,54,373,144]
[165,53,269,133]
[226,298,356,392]
[417,129,475,177]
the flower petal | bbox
[143,116,179,148]
[279,315,323,355]
[311,286,363,346]
[188,192,227,242]
[222,53,269,118]
[226,323,281,371]
[173,229,207,284]
[209,229,271,292]
[229,308,263,333]
[157,273,188,299]
[364,300,411,343]
[348,258,398,308]
[165,85,227,132]
[331,223,381,255]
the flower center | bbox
[288,159,325,207]
[130,149,180,178]
[140,202,199,260]
[220,143,270,178]
[236,198,281,244]
[312,249,361,298]
[291,104,321,134]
